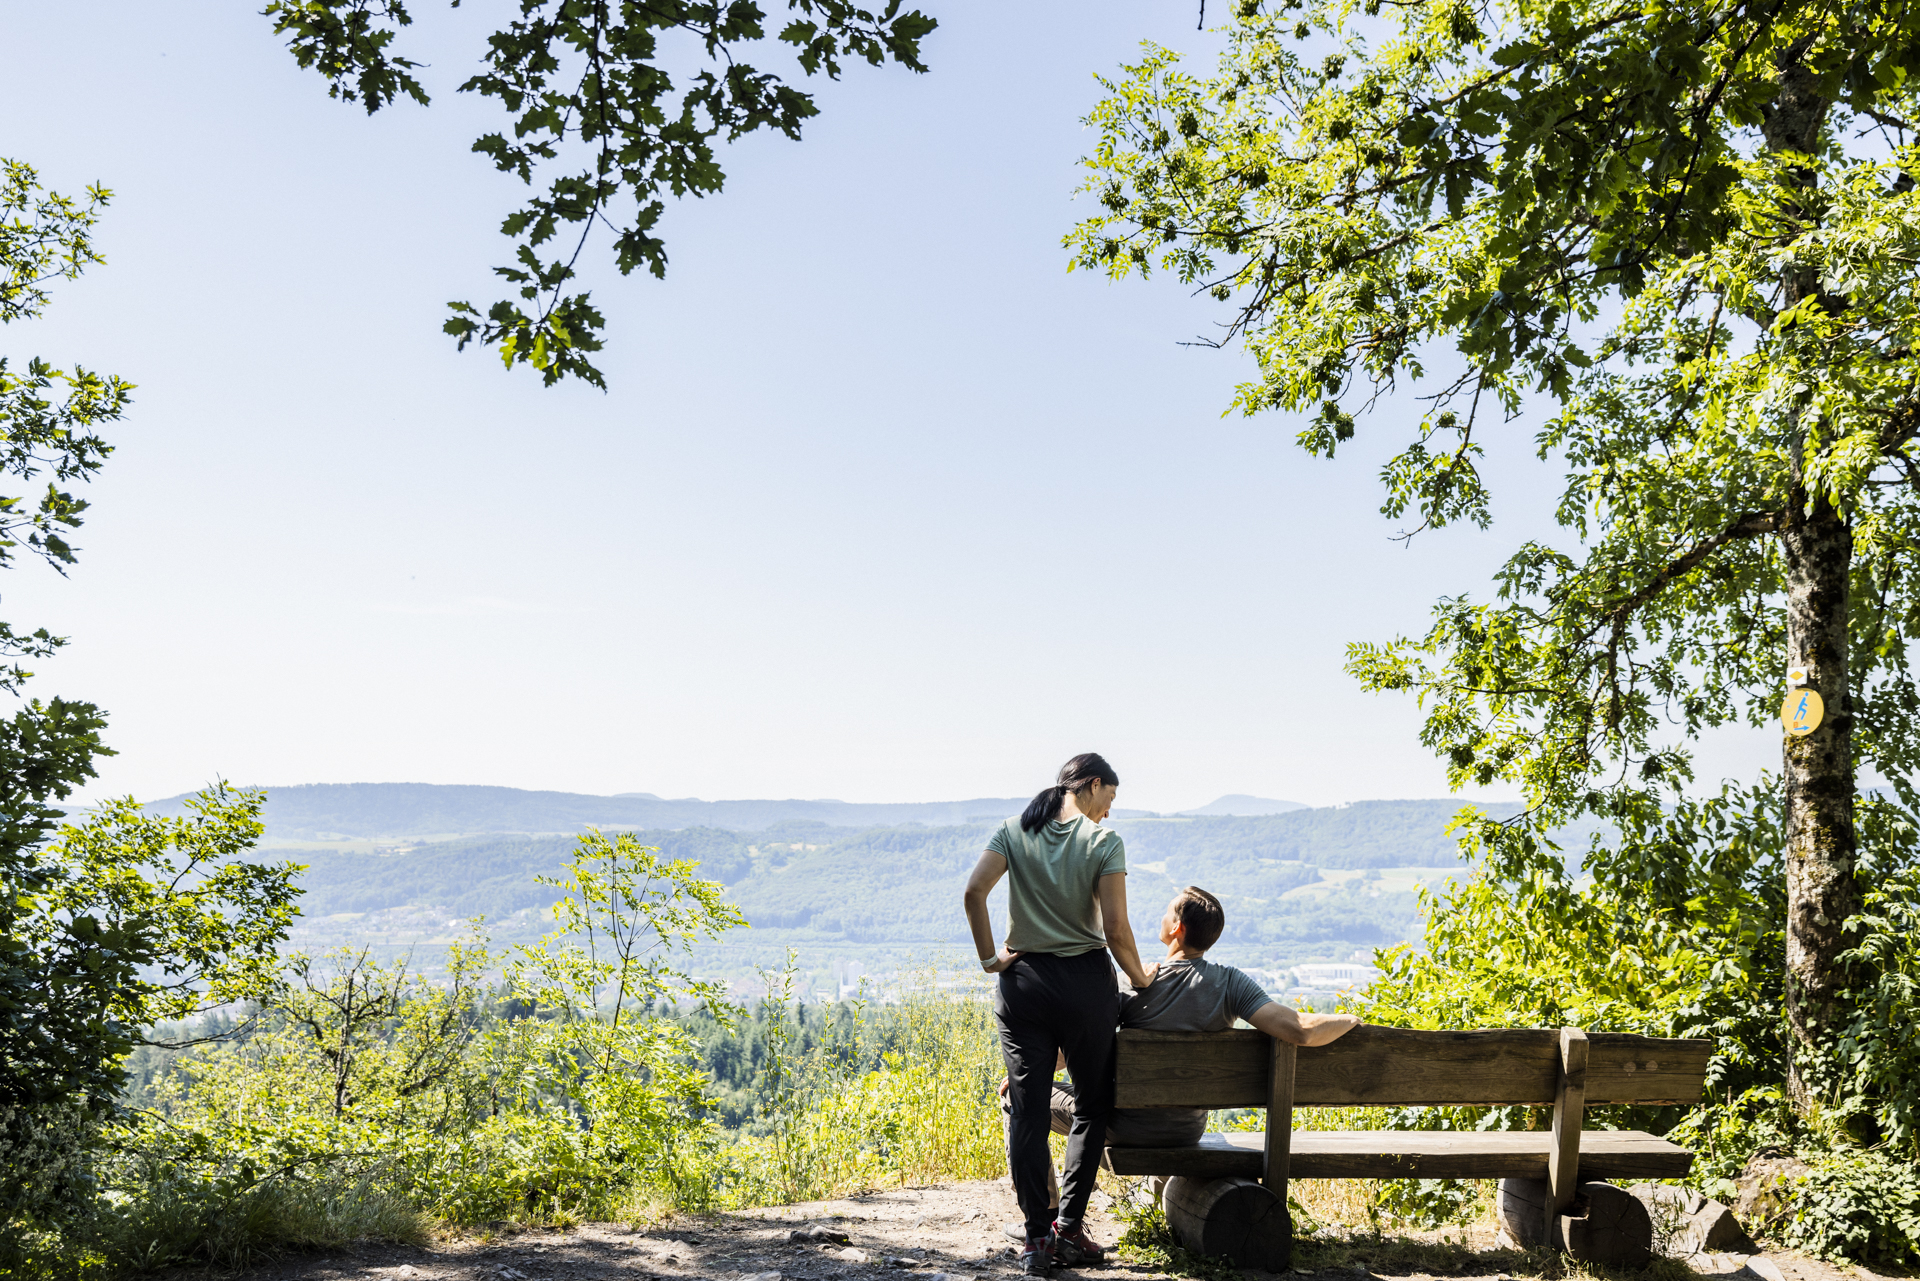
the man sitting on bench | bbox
[1002,887,1359,1236]
[1113,886,1360,1147]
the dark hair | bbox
[1171,885,1226,952]
[1019,752,1120,833]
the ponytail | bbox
[1018,752,1121,832]
[1020,785,1070,833]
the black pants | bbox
[999,1081,1077,1207]
[995,949,1119,1239]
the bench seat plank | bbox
[1106,1129,1694,1181]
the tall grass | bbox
[690,962,1006,1208]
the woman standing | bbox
[962,753,1158,1275]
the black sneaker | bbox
[1050,1223,1106,1269]
[1020,1233,1055,1275]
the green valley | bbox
[274,795,1520,998]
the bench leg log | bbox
[1496,1177,1554,1248]
[1562,1182,1654,1268]
[1498,1179,1653,1267]
[1163,1175,1292,1272]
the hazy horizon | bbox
[129,778,1497,815]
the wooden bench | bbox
[1107,1024,1713,1268]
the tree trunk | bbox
[1765,57,1858,1114]
[1780,495,1857,1111]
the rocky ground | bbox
[163,1180,1897,1281]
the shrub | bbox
[1779,1149,1920,1266]
[89,1155,428,1275]
[131,829,745,1235]
[1,786,300,1266]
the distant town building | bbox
[1290,962,1379,990]
[834,959,867,1001]
[1241,968,1291,999]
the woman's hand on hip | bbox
[982,948,1020,974]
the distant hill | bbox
[137,782,1140,841]
[1176,794,1306,817]
[279,800,1532,982]
[1112,800,1498,870]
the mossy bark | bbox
[1766,56,1859,1113]
[1780,495,1859,1111]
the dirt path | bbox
[178,1179,1890,1281]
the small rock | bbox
[885,1256,914,1267]
[1629,1183,1757,1256]
[1743,1260,1787,1281]
[839,1248,871,1264]
[396,1269,420,1279]
[742,1273,783,1281]
[1734,1154,1811,1232]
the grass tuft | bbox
[1112,1203,1246,1281]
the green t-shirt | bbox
[987,814,1127,956]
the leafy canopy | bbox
[265,0,937,388]
[0,161,126,690]
[0,159,129,1136]
[1067,0,1920,872]
[2,163,305,1236]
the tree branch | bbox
[1596,508,1784,728]
[1603,509,1786,623]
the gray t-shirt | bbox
[1120,957,1274,1032]
[1110,957,1275,1146]
[986,815,1126,956]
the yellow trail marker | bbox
[1783,688,1825,737]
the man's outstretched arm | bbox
[1247,1002,1361,1047]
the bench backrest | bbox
[1114,1025,1712,1109]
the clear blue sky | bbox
[2,2,1773,813]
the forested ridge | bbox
[131,783,1059,842]
[281,802,1502,975]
